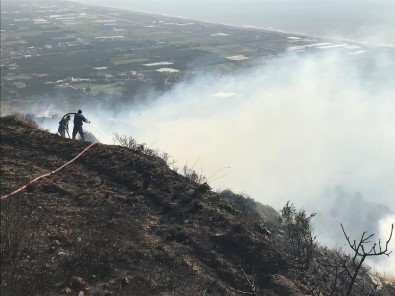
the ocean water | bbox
[77,0,395,46]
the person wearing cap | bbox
[72,110,90,141]
[58,115,70,138]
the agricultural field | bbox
[1,0,376,114]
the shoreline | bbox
[74,0,395,49]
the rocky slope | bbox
[0,115,296,295]
[1,114,394,296]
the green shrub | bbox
[280,201,316,269]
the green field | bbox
[0,0,311,104]
[73,82,125,94]
[111,57,150,65]
[3,74,32,81]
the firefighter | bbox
[72,110,90,141]
[58,115,70,138]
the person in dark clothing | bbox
[72,110,90,141]
[58,115,70,138]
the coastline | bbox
[74,0,395,49]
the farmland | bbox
[1,0,383,114]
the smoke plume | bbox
[29,49,395,273]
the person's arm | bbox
[83,115,90,123]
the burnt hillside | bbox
[0,115,298,296]
[1,115,394,296]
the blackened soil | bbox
[1,116,297,296]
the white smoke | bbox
[371,214,395,274]
[31,49,395,273]
[90,51,394,206]
[91,51,395,271]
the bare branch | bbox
[341,223,394,296]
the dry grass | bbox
[5,113,39,129]
[378,272,395,284]
[369,268,395,284]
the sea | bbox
[77,0,395,47]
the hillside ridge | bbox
[1,115,394,296]
[1,115,292,295]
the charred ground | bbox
[0,115,291,295]
[1,115,394,296]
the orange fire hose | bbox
[0,141,100,201]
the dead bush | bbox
[0,197,49,296]
[295,224,394,296]
[4,113,39,129]
[0,198,42,263]
[113,133,176,169]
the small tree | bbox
[280,201,317,269]
[303,224,394,296]
[278,201,394,295]
[341,223,394,296]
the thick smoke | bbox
[310,186,394,273]
[34,50,395,273]
[91,51,394,204]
